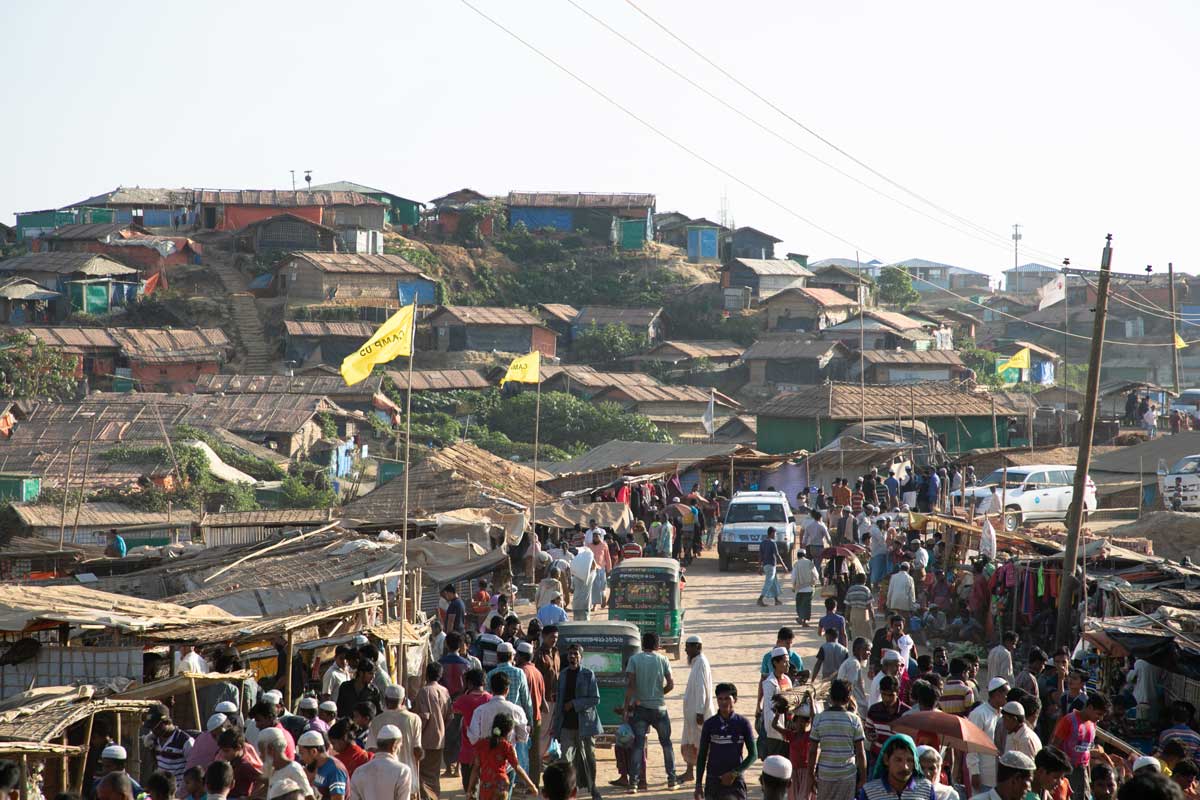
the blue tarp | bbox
[510,207,574,232]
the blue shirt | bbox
[760,648,804,675]
[819,612,848,645]
[536,603,568,625]
[760,537,778,566]
[884,476,899,496]
[699,711,754,787]
[311,756,347,799]
[108,535,127,557]
[444,597,467,633]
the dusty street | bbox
[489,553,827,800]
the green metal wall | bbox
[757,414,1008,455]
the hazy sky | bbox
[4,1,1197,280]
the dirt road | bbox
[498,553,826,800]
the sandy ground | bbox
[449,552,825,800]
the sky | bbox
[3,1,1198,281]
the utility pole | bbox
[1055,234,1114,649]
[1170,262,1181,395]
[1012,224,1022,270]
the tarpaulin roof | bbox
[113,670,256,700]
[139,601,382,646]
[533,501,633,535]
[0,585,239,633]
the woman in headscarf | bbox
[855,734,934,800]
[916,746,956,800]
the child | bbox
[784,699,814,800]
[817,598,847,647]
[181,767,204,800]
[144,772,175,800]
[467,713,537,800]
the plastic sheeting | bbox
[533,502,633,535]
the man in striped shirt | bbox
[843,575,875,644]
[807,678,866,800]
[939,658,976,717]
[145,703,195,787]
[621,533,643,561]
[1157,702,1200,762]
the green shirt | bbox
[626,651,671,710]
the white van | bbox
[717,490,796,572]
[1158,454,1200,511]
[953,464,1096,532]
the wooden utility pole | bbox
[1170,262,1181,395]
[1056,234,1114,649]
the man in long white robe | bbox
[679,635,717,783]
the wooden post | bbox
[284,632,295,708]
[75,711,95,792]
[58,443,77,549]
[399,568,407,686]
[61,734,69,797]
[1001,466,1008,532]
[380,577,391,623]
[72,413,99,542]
[1138,456,1144,519]
[991,395,998,448]
[19,754,28,800]
[910,385,917,455]
[189,677,202,732]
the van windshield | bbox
[725,502,787,523]
[1170,456,1200,475]
[980,470,1029,489]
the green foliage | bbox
[486,391,670,450]
[959,342,1004,388]
[315,411,338,439]
[495,224,567,264]
[663,293,761,347]
[456,200,506,244]
[292,305,357,321]
[0,331,82,400]
[278,474,337,508]
[571,323,648,366]
[878,266,920,309]
[173,424,286,480]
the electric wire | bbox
[459,0,1190,348]
[564,0,1036,259]
[620,0,1070,267]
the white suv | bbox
[718,490,796,572]
[954,464,1096,532]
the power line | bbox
[461,1,1189,349]
[564,0,1037,259]
[621,0,1070,266]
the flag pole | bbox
[399,301,416,682]
[531,362,542,555]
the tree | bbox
[571,323,648,366]
[0,332,84,400]
[485,390,670,449]
[877,266,920,309]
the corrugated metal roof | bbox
[0,252,138,277]
[741,338,846,361]
[574,306,663,328]
[733,226,783,243]
[811,264,873,284]
[594,384,741,408]
[757,382,1016,420]
[730,258,814,277]
[863,309,928,330]
[108,328,230,363]
[761,287,858,307]
[288,252,426,275]
[308,181,424,205]
[42,223,135,240]
[1004,262,1060,274]
[194,189,382,207]
[200,509,335,527]
[633,340,743,361]
[548,440,751,476]
[196,373,382,397]
[537,303,580,324]
[538,365,661,389]
[507,191,655,209]
[11,502,197,528]
[426,306,543,327]
[284,320,377,338]
[385,369,492,391]
[858,349,966,366]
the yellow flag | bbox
[499,350,541,386]
[340,302,416,386]
[998,347,1031,373]
[1177,333,1189,350]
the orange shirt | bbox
[470,590,491,616]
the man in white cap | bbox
[318,702,338,730]
[186,713,230,771]
[258,728,314,800]
[348,725,412,800]
[1132,756,1162,776]
[967,677,1010,793]
[95,744,143,798]
[298,697,329,735]
[515,641,547,786]
[760,755,792,800]
[867,650,903,707]
[973,751,1034,800]
[999,701,1040,759]
[488,641,534,776]
[268,778,307,800]
[679,635,715,785]
[297,729,348,800]
[215,700,242,730]
[367,684,422,785]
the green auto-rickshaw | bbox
[607,557,685,659]
[555,620,642,730]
